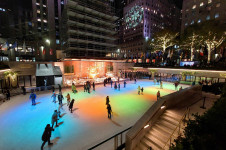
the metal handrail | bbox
[88,126,132,150]
[162,107,190,150]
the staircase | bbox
[134,110,185,150]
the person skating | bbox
[160,81,163,89]
[179,86,182,91]
[51,110,58,128]
[22,86,26,95]
[58,92,64,106]
[52,86,55,93]
[104,80,106,87]
[154,79,156,85]
[106,96,110,105]
[84,83,86,92]
[124,81,126,88]
[51,92,57,103]
[66,93,71,106]
[87,82,90,93]
[69,99,75,113]
[29,90,36,105]
[141,87,144,95]
[6,89,10,100]
[41,124,53,150]
[107,104,112,119]
[134,78,137,84]
[72,83,77,94]
[157,91,160,100]
[58,84,62,93]
[93,82,95,91]
[114,82,117,90]
[137,86,141,95]
[118,83,120,91]
[174,82,179,90]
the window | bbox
[206,15,210,20]
[191,20,194,25]
[37,18,41,22]
[43,19,47,23]
[56,39,60,44]
[37,10,40,13]
[200,2,204,7]
[198,19,201,23]
[215,13,219,18]
[192,5,196,9]
[185,23,188,26]
[208,0,212,4]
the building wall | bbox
[181,0,226,32]
[122,0,181,59]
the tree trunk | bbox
[207,44,211,63]
[191,47,193,61]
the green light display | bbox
[125,5,144,29]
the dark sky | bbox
[172,0,183,9]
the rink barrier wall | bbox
[125,85,202,150]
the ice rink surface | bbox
[0,80,190,150]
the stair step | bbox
[145,133,165,148]
[165,110,183,118]
[140,139,151,149]
[155,120,176,131]
[163,113,181,122]
[143,135,162,150]
[160,116,179,126]
[147,131,168,144]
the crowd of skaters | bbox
[25,77,182,149]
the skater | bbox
[114,82,117,90]
[87,82,90,93]
[66,93,71,106]
[118,83,120,91]
[41,124,53,150]
[29,91,36,105]
[58,92,64,106]
[106,96,110,105]
[124,81,126,88]
[141,87,144,95]
[160,81,163,89]
[69,99,75,113]
[134,78,137,84]
[137,86,141,95]
[93,82,95,91]
[6,89,10,100]
[22,86,26,95]
[51,110,58,128]
[107,104,112,119]
[104,80,106,87]
[111,80,113,88]
[174,82,179,90]
[157,91,160,100]
[72,83,77,94]
[52,86,55,92]
[51,92,57,103]
[154,78,156,85]
[84,83,86,92]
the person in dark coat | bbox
[29,91,36,105]
[22,86,26,95]
[41,124,53,150]
[106,96,110,105]
[51,110,58,128]
[114,82,117,90]
[58,92,64,106]
[118,83,120,91]
[111,80,113,88]
[124,81,126,88]
[107,104,112,119]
[6,89,10,100]
[52,86,55,92]
[69,99,75,113]
[93,82,95,91]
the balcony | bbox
[68,38,116,47]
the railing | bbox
[162,107,190,150]
[88,126,132,150]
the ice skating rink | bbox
[0,80,190,150]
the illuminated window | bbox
[186,9,189,12]
[200,2,204,6]
[43,19,47,23]
[185,23,188,26]
[192,5,196,9]
[208,0,212,4]
[215,13,219,18]
[37,10,40,13]
[198,19,201,23]
[43,5,46,7]
[191,20,194,25]
[37,18,41,22]
[216,3,220,7]
[206,15,210,20]
[36,3,40,5]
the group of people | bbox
[3,89,10,102]
[84,81,95,93]
[137,86,144,95]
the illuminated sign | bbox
[125,5,144,29]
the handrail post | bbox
[114,136,118,150]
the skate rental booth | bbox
[36,63,62,88]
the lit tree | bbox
[198,21,226,63]
[180,25,202,61]
[149,29,179,53]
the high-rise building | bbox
[181,0,226,32]
[121,0,181,61]
[32,0,66,61]
[61,0,118,59]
